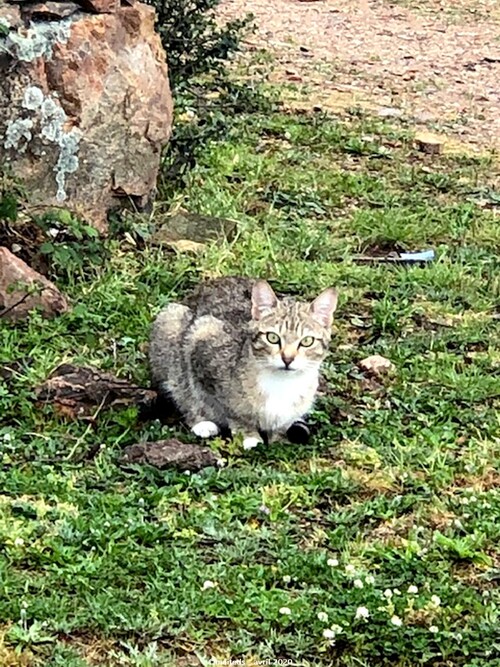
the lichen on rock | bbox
[0,17,74,62]
[4,118,34,151]
[54,127,82,202]
[5,86,82,202]
[22,85,45,111]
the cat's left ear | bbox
[310,287,338,328]
[252,280,278,319]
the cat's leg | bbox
[226,420,265,450]
[191,420,220,438]
[242,433,264,450]
[268,417,311,445]
[286,420,311,445]
[149,303,195,425]
[186,315,236,439]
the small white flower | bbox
[429,625,439,633]
[317,612,329,623]
[323,628,336,639]
[282,575,291,584]
[365,574,375,585]
[430,595,441,607]
[353,578,364,589]
[383,589,393,598]
[14,537,24,547]
[327,558,339,567]
[330,623,343,634]
[202,580,215,590]
[355,606,370,620]
[391,615,403,627]
[279,607,291,615]
[407,585,418,594]
[394,588,401,595]
[3,433,12,442]
[345,564,356,575]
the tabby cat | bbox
[149,277,338,449]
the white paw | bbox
[243,436,263,450]
[192,421,219,438]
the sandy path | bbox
[218,0,500,152]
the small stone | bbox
[415,132,444,155]
[378,107,403,118]
[151,210,237,247]
[121,439,219,472]
[359,354,395,376]
[167,239,206,254]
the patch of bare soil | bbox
[219,0,500,152]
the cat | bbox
[149,276,338,450]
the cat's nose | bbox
[281,352,295,368]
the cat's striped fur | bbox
[149,277,337,448]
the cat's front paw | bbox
[192,421,220,438]
[242,436,263,450]
[286,420,311,445]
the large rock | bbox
[0,0,173,232]
[0,246,69,320]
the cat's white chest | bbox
[257,369,318,434]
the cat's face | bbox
[250,281,338,373]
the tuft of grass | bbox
[1,102,499,666]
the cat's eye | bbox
[300,336,315,348]
[265,332,281,345]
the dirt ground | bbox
[218,0,500,153]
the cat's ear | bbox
[310,287,338,328]
[252,280,278,319]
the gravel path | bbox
[218,0,500,152]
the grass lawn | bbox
[1,97,500,666]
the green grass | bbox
[1,105,500,666]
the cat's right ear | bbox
[310,287,338,328]
[251,280,278,319]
